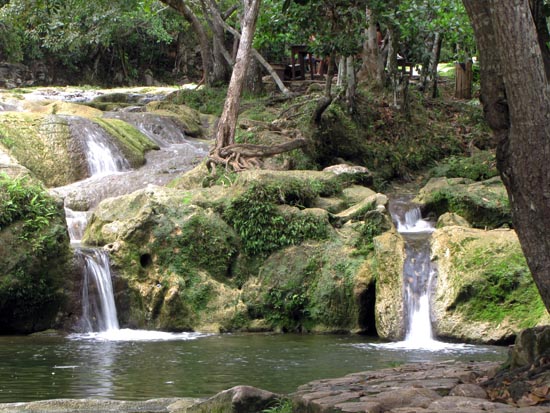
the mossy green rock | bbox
[83,185,244,331]
[415,177,511,229]
[146,101,204,137]
[371,229,406,340]
[240,240,375,333]
[0,112,87,186]
[0,175,72,333]
[431,226,550,343]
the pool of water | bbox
[0,333,506,402]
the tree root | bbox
[207,138,308,172]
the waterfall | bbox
[68,117,130,176]
[390,199,439,348]
[79,248,120,332]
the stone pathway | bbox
[291,361,550,413]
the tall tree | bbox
[208,0,262,166]
[462,0,550,311]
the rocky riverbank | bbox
[1,359,548,413]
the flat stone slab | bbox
[291,361,517,413]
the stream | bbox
[0,333,505,402]
[0,88,509,403]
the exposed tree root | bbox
[207,138,308,172]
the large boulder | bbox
[0,173,72,333]
[431,226,550,343]
[415,176,512,229]
[240,240,376,334]
[82,166,386,334]
[83,185,244,331]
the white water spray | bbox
[80,249,120,332]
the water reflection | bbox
[0,333,506,402]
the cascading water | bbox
[80,248,120,332]
[387,198,445,349]
[68,117,130,176]
[55,101,210,341]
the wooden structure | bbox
[455,61,473,99]
[290,45,315,80]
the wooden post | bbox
[455,60,473,99]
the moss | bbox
[310,93,464,181]
[424,178,511,228]
[224,182,331,257]
[0,113,85,186]
[243,240,368,333]
[429,150,499,181]
[93,118,158,167]
[145,101,204,137]
[450,239,546,329]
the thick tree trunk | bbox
[210,0,261,161]
[357,7,384,86]
[463,0,550,312]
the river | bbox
[0,333,505,402]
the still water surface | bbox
[0,333,506,402]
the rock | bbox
[323,163,374,186]
[436,212,471,228]
[0,62,33,88]
[293,361,503,413]
[186,385,279,413]
[415,176,511,229]
[372,229,406,340]
[509,326,550,368]
[449,383,488,399]
[428,396,510,411]
[333,193,388,225]
[342,185,377,205]
[431,227,550,343]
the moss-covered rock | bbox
[0,112,88,186]
[415,176,511,229]
[431,226,550,343]
[92,118,158,167]
[240,240,375,333]
[83,185,243,331]
[0,174,72,333]
[146,101,204,137]
[429,150,499,181]
[371,229,406,340]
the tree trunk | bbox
[210,0,261,161]
[430,32,443,98]
[208,3,291,96]
[160,0,218,85]
[357,7,384,86]
[463,0,550,312]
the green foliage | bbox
[354,210,390,255]
[313,96,463,181]
[0,174,61,252]
[430,151,498,181]
[169,87,228,116]
[0,174,69,333]
[224,182,333,257]
[262,398,294,413]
